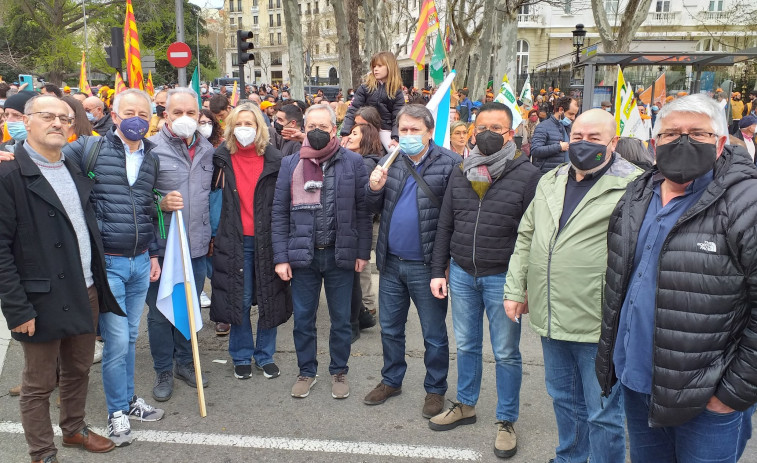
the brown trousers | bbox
[19,285,98,461]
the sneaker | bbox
[200,291,212,308]
[234,364,253,380]
[128,396,165,422]
[32,455,58,463]
[106,411,133,446]
[255,362,281,379]
[331,373,349,399]
[428,401,477,431]
[494,420,518,458]
[422,392,446,419]
[291,375,317,398]
[363,382,402,405]
[215,322,230,336]
[358,307,376,330]
[152,370,174,402]
[175,362,209,388]
[93,340,104,364]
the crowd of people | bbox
[2,53,757,463]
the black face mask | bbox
[568,140,609,171]
[274,121,285,135]
[156,104,165,118]
[307,128,331,150]
[655,135,716,184]
[475,130,505,156]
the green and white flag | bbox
[189,66,202,109]
[429,34,446,86]
[494,74,523,129]
[519,75,533,106]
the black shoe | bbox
[234,364,252,379]
[255,362,281,379]
[152,370,173,402]
[358,307,377,330]
[174,363,209,388]
[351,323,361,344]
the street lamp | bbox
[572,24,586,65]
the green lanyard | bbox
[153,189,166,239]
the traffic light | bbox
[105,27,125,70]
[237,30,255,65]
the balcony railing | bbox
[517,13,542,24]
[647,11,680,23]
[251,6,258,13]
[698,10,727,21]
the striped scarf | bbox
[462,142,516,199]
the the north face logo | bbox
[697,241,716,253]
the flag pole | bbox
[176,211,207,417]
[440,32,457,94]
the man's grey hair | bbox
[24,94,68,115]
[397,104,435,130]
[304,103,336,127]
[166,87,199,111]
[6,88,18,98]
[651,94,728,140]
[113,88,152,114]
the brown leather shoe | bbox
[62,425,115,453]
[363,382,402,405]
[9,384,20,396]
[422,392,445,419]
[215,322,230,336]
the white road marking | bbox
[0,421,481,460]
[0,304,10,377]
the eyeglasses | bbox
[305,123,332,132]
[27,112,74,126]
[474,125,510,134]
[656,131,717,143]
[198,121,214,126]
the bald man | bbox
[83,96,113,135]
[504,109,642,463]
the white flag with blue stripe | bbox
[425,70,456,149]
[156,210,202,340]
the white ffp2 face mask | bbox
[198,124,213,139]
[170,116,198,139]
[234,127,257,147]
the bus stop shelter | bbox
[576,49,757,112]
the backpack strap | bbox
[82,136,105,179]
[402,155,441,209]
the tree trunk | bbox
[347,0,362,90]
[591,0,654,53]
[362,0,388,63]
[491,9,518,93]
[283,0,304,99]
[332,0,353,99]
[469,0,497,101]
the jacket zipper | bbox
[472,200,482,276]
[129,185,138,256]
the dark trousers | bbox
[20,285,98,461]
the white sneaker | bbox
[200,291,211,308]
[93,340,104,364]
[107,410,133,446]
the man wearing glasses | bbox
[505,108,640,463]
[428,102,541,459]
[597,94,757,461]
[0,95,122,462]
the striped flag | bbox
[79,52,93,96]
[124,0,145,90]
[494,74,523,129]
[410,0,440,69]
[615,66,647,140]
[145,71,155,97]
[425,70,456,149]
[156,210,203,341]
[114,72,127,94]
[230,80,239,106]
[444,21,453,52]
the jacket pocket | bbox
[21,279,51,293]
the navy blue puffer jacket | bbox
[530,115,570,174]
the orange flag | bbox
[230,81,239,106]
[115,72,127,94]
[145,71,155,97]
[639,73,666,107]
[124,0,144,90]
[79,52,93,96]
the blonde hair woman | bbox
[210,102,291,381]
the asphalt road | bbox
[1,273,756,462]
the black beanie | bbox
[3,91,37,113]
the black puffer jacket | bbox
[209,144,292,329]
[431,155,540,279]
[63,129,160,256]
[365,141,462,270]
[340,83,405,141]
[596,146,757,427]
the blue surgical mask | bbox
[560,117,572,127]
[151,102,157,114]
[86,111,96,122]
[399,135,426,156]
[6,121,27,141]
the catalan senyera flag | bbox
[145,71,155,97]
[79,52,93,96]
[124,0,144,90]
[115,72,127,94]
[410,0,440,69]
[230,81,239,106]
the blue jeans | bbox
[291,247,353,376]
[448,260,521,421]
[379,254,448,394]
[99,252,151,414]
[229,236,277,366]
[146,255,206,373]
[623,385,755,463]
[541,338,625,463]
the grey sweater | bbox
[25,142,94,287]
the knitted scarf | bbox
[463,141,516,199]
[291,136,340,210]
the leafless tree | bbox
[283,0,304,98]
[331,0,353,98]
[592,0,655,53]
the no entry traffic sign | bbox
[167,42,192,68]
